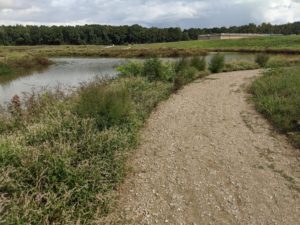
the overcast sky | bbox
[0,0,300,28]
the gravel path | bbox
[113,70,300,225]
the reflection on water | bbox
[0,58,127,106]
[0,53,255,106]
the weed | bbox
[223,61,260,72]
[255,54,270,67]
[209,53,225,73]
[175,57,189,73]
[74,80,132,130]
[142,57,163,81]
[117,61,143,77]
[190,56,206,71]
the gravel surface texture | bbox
[109,70,300,225]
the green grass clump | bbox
[142,57,163,81]
[74,81,132,130]
[209,54,225,73]
[255,54,270,67]
[223,61,260,72]
[174,57,189,73]
[160,62,176,82]
[118,57,209,91]
[117,61,143,77]
[251,67,300,147]
[190,56,206,71]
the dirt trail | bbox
[114,70,300,225]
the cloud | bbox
[0,0,299,28]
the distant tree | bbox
[0,22,299,46]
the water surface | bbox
[0,58,127,105]
[0,53,255,106]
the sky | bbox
[0,0,300,28]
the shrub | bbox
[160,62,176,82]
[175,57,189,73]
[255,54,270,67]
[190,56,206,71]
[173,75,186,91]
[117,61,143,77]
[209,54,225,73]
[74,81,132,130]
[142,58,163,81]
[174,67,198,90]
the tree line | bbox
[0,22,299,46]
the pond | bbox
[0,52,255,106]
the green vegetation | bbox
[74,81,132,130]
[251,67,300,147]
[116,60,143,77]
[2,35,300,59]
[1,40,299,223]
[136,35,300,54]
[223,61,260,72]
[0,57,210,224]
[0,52,50,82]
[209,54,225,73]
[0,45,208,58]
[255,53,270,67]
[190,56,206,71]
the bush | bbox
[74,81,132,130]
[160,62,176,82]
[142,58,163,81]
[209,54,225,73]
[117,61,143,77]
[175,57,189,73]
[174,67,198,90]
[255,54,270,67]
[190,56,206,71]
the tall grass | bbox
[190,56,206,71]
[255,54,270,67]
[0,76,173,224]
[74,81,132,130]
[251,67,300,147]
[209,53,225,73]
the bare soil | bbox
[110,70,300,225]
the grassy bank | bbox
[135,35,300,53]
[251,67,300,148]
[0,45,207,58]
[0,57,211,224]
[0,52,50,82]
[1,36,300,59]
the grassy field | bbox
[251,67,300,148]
[135,35,300,53]
[0,45,207,58]
[1,36,300,59]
